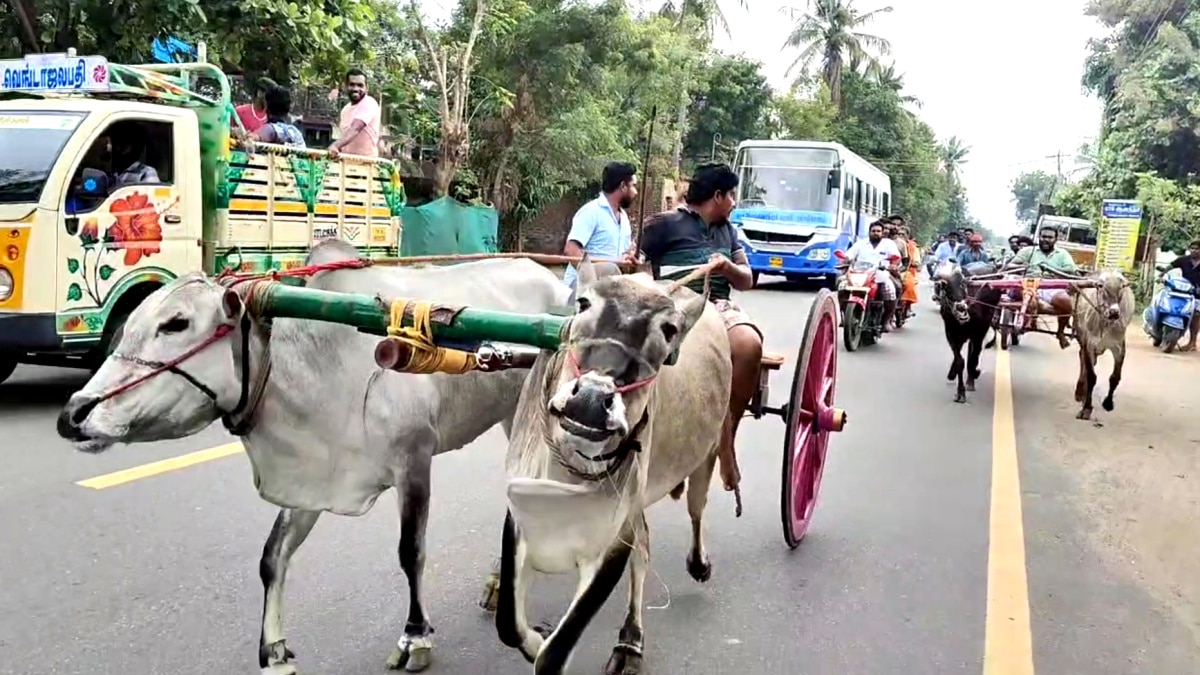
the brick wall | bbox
[515,178,678,253]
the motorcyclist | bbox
[1163,239,1200,351]
[843,219,903,330]
[955,233,992,273]
[933,231,959,267]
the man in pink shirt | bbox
[233,77,277,136]
[328,68,380,158]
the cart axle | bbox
[760,403,847,432]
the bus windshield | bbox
[737,165,840,213]
[0,112,86,204]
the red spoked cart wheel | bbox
[781,288,846,549]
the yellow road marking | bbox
[983,350,1035,674]
[75,442,244,490]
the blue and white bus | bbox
[730,140,892,288]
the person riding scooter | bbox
[1163,240,1200,351]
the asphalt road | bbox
[0,277,1194,675]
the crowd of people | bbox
[231,68,383,157]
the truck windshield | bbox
[0,112,86,204]
[737,165,839,214]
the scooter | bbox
[1143,267,1196,354]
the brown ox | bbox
[1069,269,1135,420]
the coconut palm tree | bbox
[781,0,893,109]
[660,0,749,37]
[873,62,921,108]
[939,135,971,183]
[659,0,749,170]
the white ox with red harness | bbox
[56,239,569,675]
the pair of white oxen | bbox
[58,241,735,675]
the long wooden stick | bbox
[634,105,657,253]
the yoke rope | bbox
[383,299,478,375]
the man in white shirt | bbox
[843,219,903,329]
[562,162,639,291]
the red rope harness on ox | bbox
[565,349,657,394]
[78,259,377,434]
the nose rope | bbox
[565,348,657,394]
[96,323,236,404]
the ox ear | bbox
[222,289,243,320]
[575,253,597,288]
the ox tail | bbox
[985,328,996,350]
[669,481,686,500]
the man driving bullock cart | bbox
[639,162,761,508]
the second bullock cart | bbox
[230,260,848,547]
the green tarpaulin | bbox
[399,196,499,256]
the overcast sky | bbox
[419,0,1107,235]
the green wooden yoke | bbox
[247,282,570,350]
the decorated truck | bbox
[0,50,405,383]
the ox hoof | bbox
[686,550,712,583]
[1076,408,1093,421]
[386,634,433,672]
[953,393,966,404]
[1102,397,1114,412]
[260,640,296,674]
[478,572,500,613]
[604,645,645,675]
[966,382,975,392]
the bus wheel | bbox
[0,354,15,385]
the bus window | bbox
[882,192,890,215]
[843,173,855,209]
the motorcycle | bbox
[1143,267,1196,353]
[833,250,901,351]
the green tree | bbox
[683,54,773,165]
[766,82,838,141]
[0,0,377,83]
[1010,170,1058,223]
[780,0,893,110]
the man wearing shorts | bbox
[640,163,759,508]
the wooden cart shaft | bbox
[252,283,570,350]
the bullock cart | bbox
[965,268,1098,350]
[231,268,848,547]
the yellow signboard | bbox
[1096,200,1143,272]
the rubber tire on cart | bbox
[0,354,16,385]
[781,288,839,549]
[842,303,862,352]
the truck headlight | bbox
[0,266,12,301]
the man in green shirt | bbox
[1004,225,1079,347]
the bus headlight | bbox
[0,266,12,301]
[807,248,830,261]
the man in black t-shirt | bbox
[640,162,758,504]
[1166,240,1200,351]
